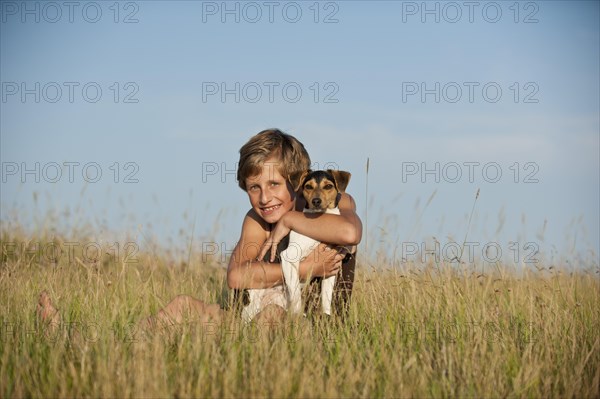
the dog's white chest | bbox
[281,207,340,315]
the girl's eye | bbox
[248,185,259,192]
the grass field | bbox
[1,229,599,398]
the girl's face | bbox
[245,157,296,224]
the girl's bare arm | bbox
[259,193,362,262]
[227,211,344,289]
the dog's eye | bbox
[304,184,314,191]
[323,184,334,190]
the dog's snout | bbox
[311,198,322,208]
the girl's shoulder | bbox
[242,209,270,236]
[243,209,289,261]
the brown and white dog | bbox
[282,169,351,316]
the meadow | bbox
[0,226,599,398]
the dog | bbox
[281,169,351,316]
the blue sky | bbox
[1,1,599,267]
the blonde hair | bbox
[237,129,311,191]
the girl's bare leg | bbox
[139,295,223,332]
[253,304,287,332]
[37,291,62,336]
[37,291,223,341]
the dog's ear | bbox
[289,170,310,192]
[327,170,351,192]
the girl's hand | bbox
[258,215,291,262]
[300,243,345,279]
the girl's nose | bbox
[260,189,271,205]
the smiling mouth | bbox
[261,204,281,213]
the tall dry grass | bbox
[1,227,598,398]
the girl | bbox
[37,129,362,331]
